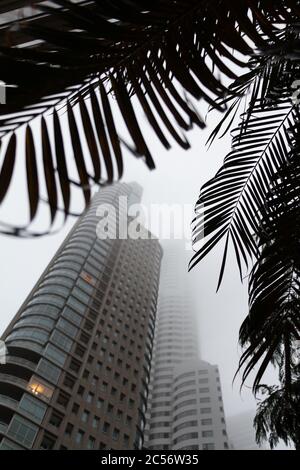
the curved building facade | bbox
[0,182,162,450]
[145,241,229,450]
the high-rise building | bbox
[145,241,229,450]
[0,182,162,450]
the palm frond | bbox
[0,0,295,235]
[254,382,300,449]
[190,22,300,286]
[237,134,300,392]
[190,92,299,287]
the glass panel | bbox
[6,328,48,345]
[41,276,74,289]
[61,306,82,326]
[27,295,65,309]
[50,330,73,352]
[34,285,69,298]
[67,297,86,314]
[57,317,78,338]
[36,359,61,385]
[7,415,38,448]
[27,376,54,402]
[44,344,67,367]
[49,268,77,280]
[19,394,47,424]
[16,316,54,330]
[76,278,94,294]
[0,438,24,450]
[20,305,59,319]
[71,287,90,305]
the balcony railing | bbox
[0,373,28,389]
[0,394,18,410]
[6,355,37,371]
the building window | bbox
[56,391,70,408]
[173,421,198,433]
[36,359,60,385]
[81,410,90,423]
[86,393,94,404]
[62,306,82,327]
[173,433,198,445]
[72,403,80,415]
[75,344,85,358]
[63,374,76,390]
[173,399,197,411]
[200,397,211,403]
[102,422,110,434]
[97,398,104,409]
[19,394,47,424]
[92,417,100,429]
[198,379,210,387]
[49,411,63,428]
[40,433,56,450]
[65,423,73,437]
[44,343,67,367]
[50,330,72,352]
[75,430,85,445]
[27,376,54,402]
[69,358,81,373]
[201,419,212,425]
[87,437,95,449]
[79,332,90,345]
[0,439,24,450]
[57,317,79,337]
[68,296,87,314]
[7,415,38,448]
[203,443,215,450]
[202,430,214,437]
[112,428,120,441]
[91,376,98,386]
[200,407,211,414]
[123,434,130,448]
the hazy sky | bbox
[0,96,282,448]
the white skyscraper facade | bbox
[145,241,229,450]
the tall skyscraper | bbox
[0,182,162,450]
[145,241,229,450]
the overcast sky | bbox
[0,96,285,448]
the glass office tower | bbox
[0,182,162,450]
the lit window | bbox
[27,376,54,402]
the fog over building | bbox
[227,410,267,450]
[145,241,229,450]
[0,182,162,450]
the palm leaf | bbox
[237,146,300,391]
[190,94,299,287]
[0,0,295,235]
